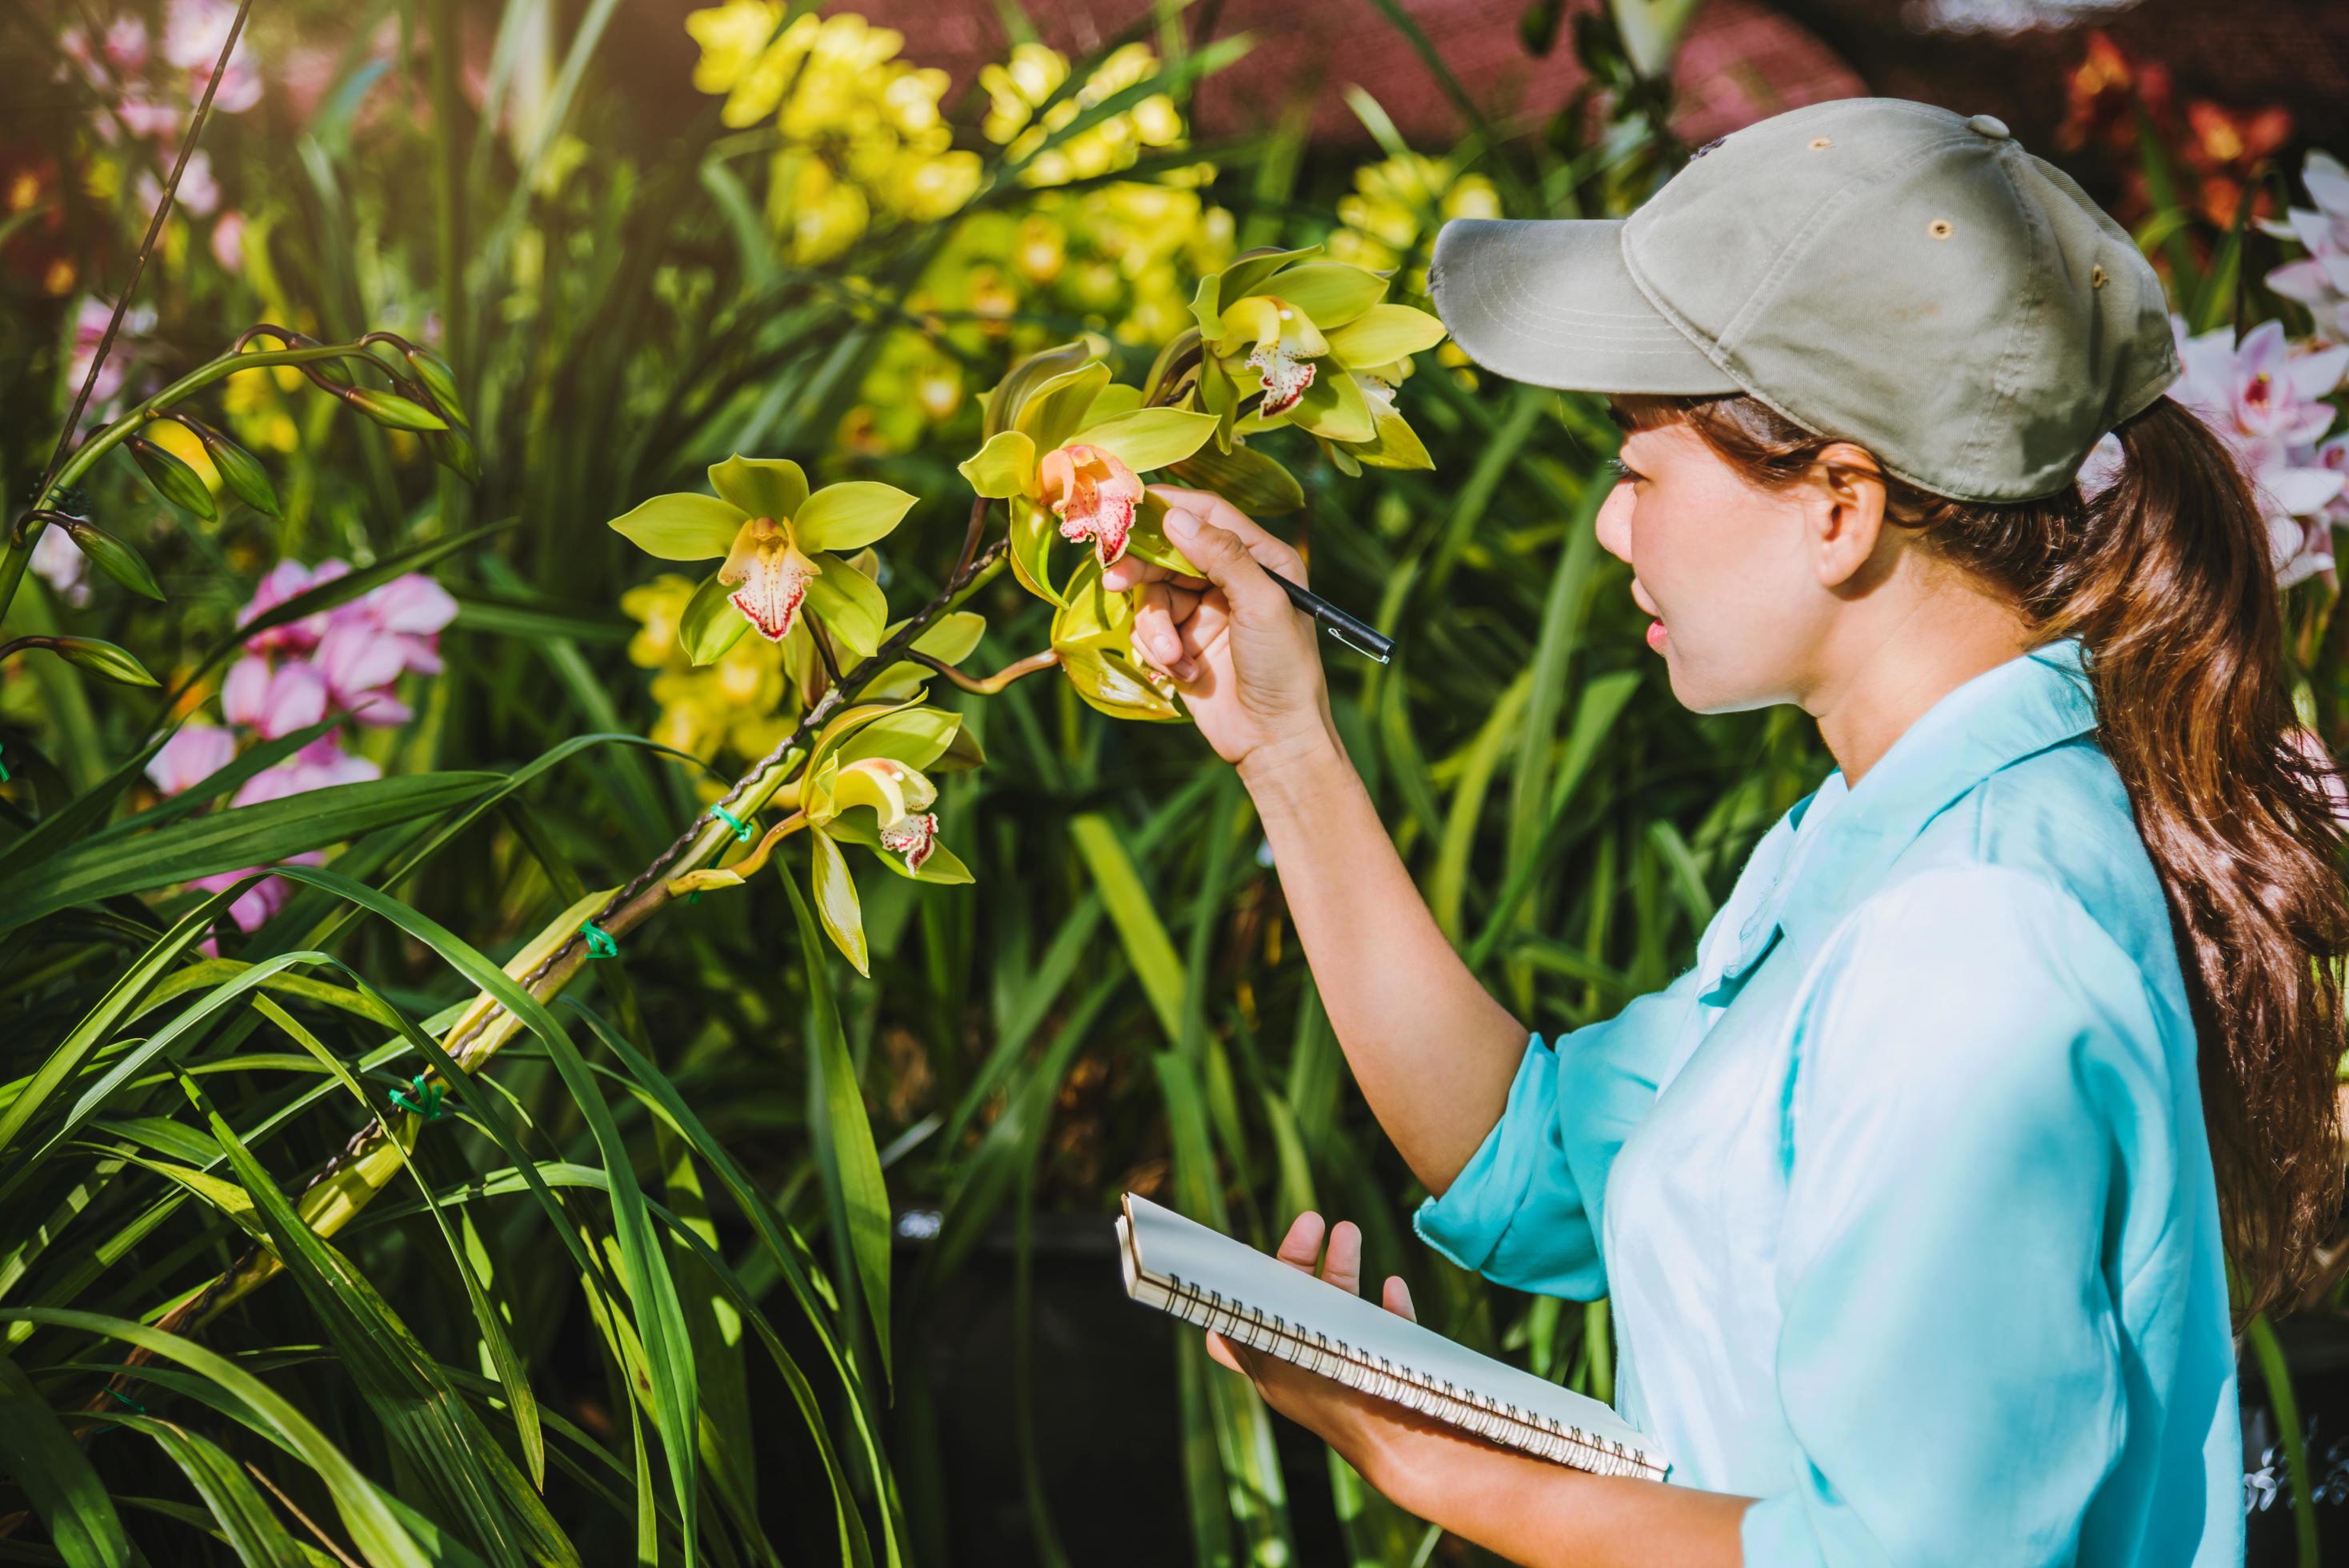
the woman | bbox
[1103,98,2349,1564]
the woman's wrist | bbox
[1235,726,1351,810]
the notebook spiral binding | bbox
[1154,1270,1667,1482]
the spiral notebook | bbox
[1114,1191,1669,1482]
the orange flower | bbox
[1038,441,1144,568]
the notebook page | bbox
[1117,1191,1665,1472]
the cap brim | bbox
[1428,218,1741,396]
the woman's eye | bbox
[1607,457,1643,484]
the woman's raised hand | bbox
[1103,484,1337,773]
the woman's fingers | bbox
[1146,485,1308,590]
[1133,580,1184,670]
[1319,1220,1363,1298]
[1101,553,1208,594]
[1382,1275,1416,1322]
[1132,582,1205,678]
[1275,1211,1327,1274]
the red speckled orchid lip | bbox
[878,810,939,873]
[1040,442,1145,568]
[718,514,821,642]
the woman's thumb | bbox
[1166,508,1283,620]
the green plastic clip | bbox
[710,805,755,842]
[581,920,619,959]
[104,1385,147,1414]
[388,1073,449,1121]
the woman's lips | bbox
[1646,619,1668,651]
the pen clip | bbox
[1323,621,1393,665]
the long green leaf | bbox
[0,1350,130,1568]
[0,772,504,932]
[779,863,894,1388]
[0,1309,430,1568]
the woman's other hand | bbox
[1203,1210,1458,1501]
[1102,485,1337,774]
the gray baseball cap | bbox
[1426,97,2179,502]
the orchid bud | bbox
[422,422,481,485]
[46,635,160,687]
[62,520,164,601]
[173,414,280,518]
[342,383,450,433]
[125,434,215,521]
[402,346,469,430]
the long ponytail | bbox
[1616,389,2349,1318]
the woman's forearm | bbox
[1236,730,1535,1196]
[1364,1421,1752,1568]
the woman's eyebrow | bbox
[1603,402,1635,434]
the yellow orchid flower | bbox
[605,454,915,658]
[955,350,1216,601]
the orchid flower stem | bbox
[0,343,390,622]
[666,811,811,893]
[122,534,1015,1363]
[809,614,844,690]
[910,646,1059,694]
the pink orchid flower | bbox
[188,854,322,939]
[146,722,238,796]
[314,620,414,725]
[2263,150,2349,345]
[163,0,262,114]
[2168,315,2349,587]
[338,572,458,675]
[222,654,329,740]
[237,558,350,654]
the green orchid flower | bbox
[1188,246,1447,462]
[606,455,917,659]
[794,694,979,974]
[1050,553,1187,724]
[957,353,1217,603]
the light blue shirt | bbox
[1413,634,2243,1566]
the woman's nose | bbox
[1595,480,1635,566]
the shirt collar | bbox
[1710,634,2098,986]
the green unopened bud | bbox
[175,414,280,518]
[342,385,449,433]
[125,434,216,521]
[422,422,481,485]
[402,346,469,430]
[48,636,160,687]
[63,521,164,601]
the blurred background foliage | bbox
[3,0,2348,1564]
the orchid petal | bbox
[957,429,1038,499]
[803,550,889,657]
[794,480,918,554]
[610,490,747,560]
[707,455,810,522]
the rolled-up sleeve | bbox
[1742,866,2163,1567]
[1411,962,1707,1299]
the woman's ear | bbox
[1803,441,1889,590]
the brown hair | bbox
[1611,390,2349,1319]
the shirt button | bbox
[1966,113,2011,140]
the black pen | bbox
[1271,571,1395,664]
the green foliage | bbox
[11,1,2317,1563]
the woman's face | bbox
[1594,417,1843,714]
